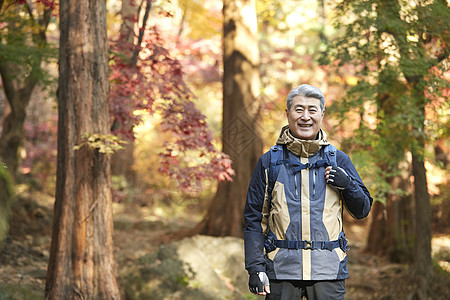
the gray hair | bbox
[286,84,325,111]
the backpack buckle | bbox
[339,235,349,252]
[264,237,277,253]
[304,240,313,250]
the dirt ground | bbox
[0,192,449,300]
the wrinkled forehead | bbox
[290,95,322,108]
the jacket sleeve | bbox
[243,154,269,275]
[337,150,373,219]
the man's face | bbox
[286,95,324,140]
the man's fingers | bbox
[325,166,332,181]
[326,166,350,189]
[265,285,271,294]
[326,167,338,183]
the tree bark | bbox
[0,80,33,180]
[196,0,262,237]
[366,175,414,262]
[45,0,120,298]
[411,104,432,299]
[0,164,13,247]
[412,151,431,270]
[110,0,138,185]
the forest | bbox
[0,0,449,299]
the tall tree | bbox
[195,0,263,237]
[0,0,54,179]
[371,2,448,295]
[109,0,138,184]
[365,63,415,262]
[45,0,120,298]
[324,0,449,297]
[387,0,447,293]
[0,0,55,247]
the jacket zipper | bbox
[313,169,317,198]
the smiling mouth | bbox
[298,124,312,127]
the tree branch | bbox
[23,5,53,93]
[131,0,152,65]
[0,63,16,106]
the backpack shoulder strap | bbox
[263,145,283,251]
[324,144,345,232]
[267,144,283,207]
[324,144,337,167]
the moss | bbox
[0,164,14,247]
[0,283,44,300]
[119,244,219,300]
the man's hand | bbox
[325,166,351,190]
[249,272,270,295]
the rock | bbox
[173,235,248,298]
[26,269,47,279]
[119,235,250,300]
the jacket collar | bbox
[276,125,330,157]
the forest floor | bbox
[0,189,449,300]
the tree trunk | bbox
[377,0,434,297]
[366,174,414,262]
[365,200,387,256]
[365,64,414,262]
[0,2,52,251]
[388,175,414,262]
[119,0,136,44]
[45,0,120,298]
[196,0,262,237]
[0,164,14,247]
[0,3,52,180]
[110,0,137,185]
[0,85,34,179]
[411,104,432,299]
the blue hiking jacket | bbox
[243,128,372,280]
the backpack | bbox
[264,143,345,253]
[266,143,337,209]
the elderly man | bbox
[244,84,372,299]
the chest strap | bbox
[277,159,329,173]
[269,235,348,252]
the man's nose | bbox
[300,110,310,120]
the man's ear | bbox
[285,108,289,117]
